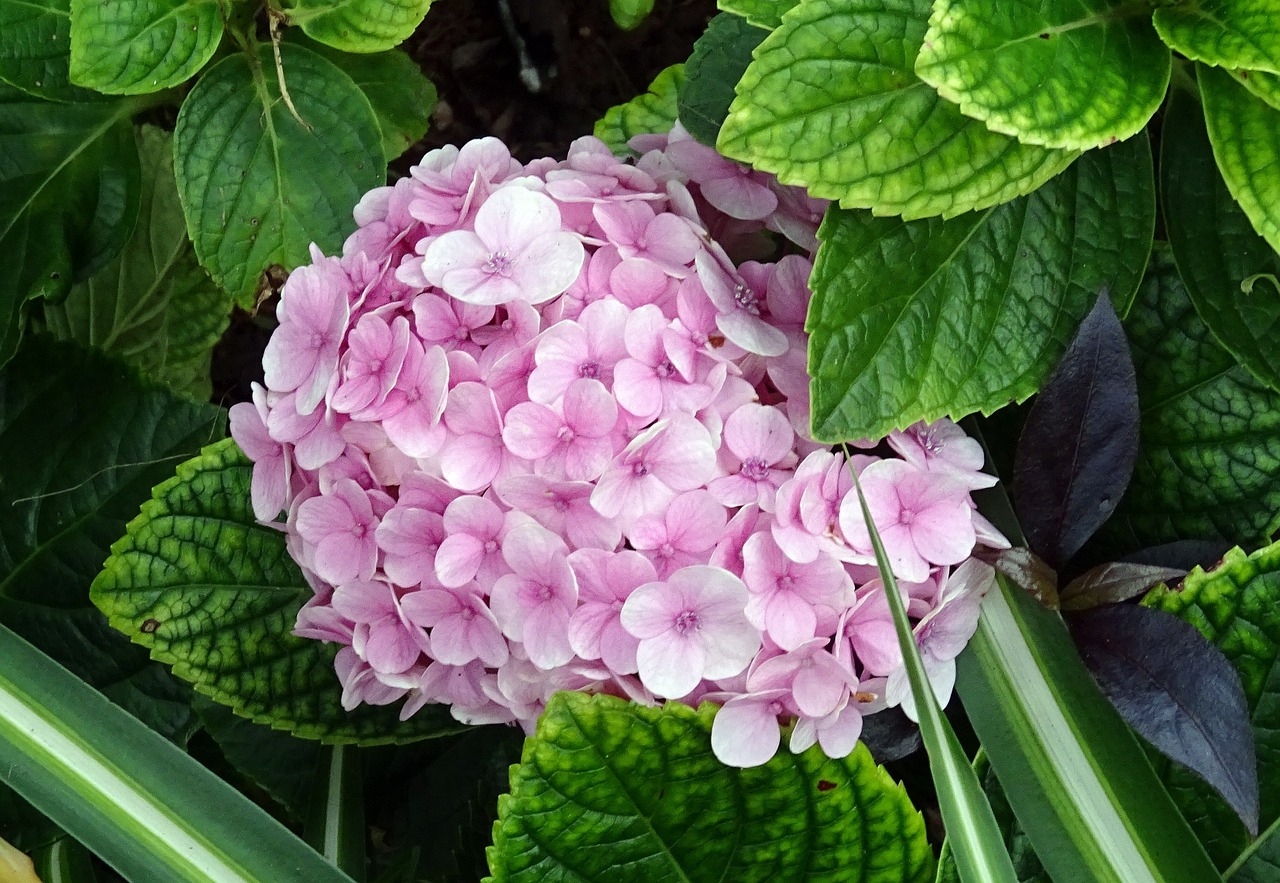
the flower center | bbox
[655,358,677,379]
[453,326,470,341]
[484,539,499,554]
[732,283,761,316]
[578,360,601,379]
[310,331,329,350]
[557,425,576,443]
[483,251,513,276]
[631,460,650,477]
[659,542,676,559]
[673,610,700,634]
[552,496,570,512]
[741,457,770,481]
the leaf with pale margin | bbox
[1013,294,1139,570]
[1230,68,1280,110]
[1070,604,1258,835]
[1103,244,1280,550]
[0,337,216,742]
[173,43,383,304]
[281,0,435,53]
[40,126,231,399]
[1200,64,1280,254]
[594,64,685,156]
[283,36,436,163]
[1161,79,1280,395]
[936,754,1051,883]
[1154,1,1280,75]
[678,13,763,146]
[718,0,798,30]
[1143,542,1280,868]
[486,692,934,883]
[717,0,1079,220]
[1059,562,1185,612]
[914,0,1170,149]
[92,437,465,744]
[806,134,1153,443]
[0,0,98,101]
[69,0,222,94]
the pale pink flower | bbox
[296,478,380,585]
[527,299,630,403]
[694,249,788,357]
[332,578,424,674]
[263,248,352,415]
[439,382,524,492]
[742,532,853,650]
[433,495,526,589]
[567,548,656,674]
[593,200,700,276]
[591,415,717,521]
[489,523,579,669]
[230,384,290,521]
[709,403,796,510]
[411,292,493,357]
[401,586,508,667]
[502,378,620,481]
[888,419,998,490]
[494,475,621,551]
[627,489,726,578]
[330,313,411,415]
[376,501,448,588]
[665,129,778,220]
[613,304,716,420]
[379,340,449,458]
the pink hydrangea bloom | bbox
[238,123,1002,766]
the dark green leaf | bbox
[69,0,222,93]
[0,336,216,742]
[1228,814,1280,881]
[304,746,366,881]
[594,63,685,156]
[1070,604,1258,834]
[92,437,466,744]
[807,135,1153,442]
[1104,244,1280,549]
[174,42,383,304]
[488,692,934,883]
[1013,294,1139,569]
[0,0,98,101]
[678,13,763,146]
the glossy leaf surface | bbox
[69,0,222,94]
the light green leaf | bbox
[283,36,435,163]
[1161,78,1280,395]
[92,437,466,744]
[0,0,97,101]
[486,692,934,883]
[718,0,1079,219]
[1200,64,1280,254]
[40,126,231,398]
[610,0,655,30]
[1154,0,1280,75]
[0,337,218,743]
[1144,543,1280,870]
[0,621,358,883]
[806,134,1153,443]
[69,0,222,94]
[594,63,685,156]
[957,573,1221,883]
[914,0,1170,150]
[718,0,797,30]
[281,0,434,53]
[1103,245,1280,550]
[678,13,763,146]
[1229,68,1280,110]
[174,42,383,305]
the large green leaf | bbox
[1154,1,1280,75]
[0,0,97,101]
[914,0,1170,150]
[806,134,1153,442]
[0,337,217,742]
[678,12,763,146]
[280,0,435,53]
[487,692,934,883]
[1231,68,1280,110]
[0,621,357,883]
[92,437,466,744]
[1144,543,1280,869]
[41,126,231,399]
[595,63,685,156]
[68,0,222,94]
[717,0,1079,219]
[1103,245,1280,550]
[718,0,797,30]
[1200,64,1280,254]
[173,42,383,304]
[0,98,143,366]
[1161,77,1280,395]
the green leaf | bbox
[487,692,934,883]
[92,437,466,744]
[717,0,1079,219]
[283,36,435,163]
[1103,245,1280,550]
[936,753,1052,883]
[610,0,655,30]
[914,0,1171,150]
[1144,542,1280,869]
[1154,0,1280,75]
[956,573,1222,883]
[304,746,366,881]
[678,13,763,146]
[0,336,218,742]
[1161,77,1280,396]
[1229,68,1280,110]
[40,126,232,399]
[68,0,222,94]
[806,135,1154,443]
[1200,64,1280,254]
[0,0,97,101]
[0,621,358,883]
[1229,815,1280,881]
[718,0,797,30]
[594,63,685,156]
[0,98,143,366]
[281,0,435,53]
[173,42,383,305]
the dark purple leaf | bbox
[1059,562,1185,612]
[860,705,921,764]
[1070,604,1258,834]
[1014,293,1140,569]
[1120,539,1232,573]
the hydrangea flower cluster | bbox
[231,123,1006,767]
